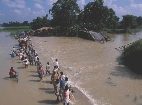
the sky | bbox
[0,0,142,24]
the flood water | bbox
[1,31,142,105]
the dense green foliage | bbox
[121,40,142,74]
[121,15,138,31]
[1,0,142,35]
[30,15,51,30]
[49,0,80,35]
[48,0,142,35]
[78,0,119,32]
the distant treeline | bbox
[1,21,30,27]
[1,0,142,35]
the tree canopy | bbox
[78,0,119,32]
[30,14,50,30]
[2,0,142,35]
[49,0,80,34]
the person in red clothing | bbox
[39,67,45,82]
[9,67,16,78]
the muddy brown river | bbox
[0,31,142,105]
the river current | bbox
[1,31,142,105]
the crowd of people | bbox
[9,34,74,105]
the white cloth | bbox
[60,75,65,81]
[12,47,16,51]
[65,81,71,88]
[19,53,23,59]
[23,59,29,64]
[34,56,38,62]
[46,65,50,71]
[63,89,70,104]
[55,61,59,68]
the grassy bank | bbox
[121,39,142,74]
[0,26,32,35]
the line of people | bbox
[51,69,75,105]
[36,58,75,105]
[10,36,75,105]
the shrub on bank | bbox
[121,39,142,74]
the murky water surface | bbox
[1,32,142,105]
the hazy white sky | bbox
[0,0,142,23]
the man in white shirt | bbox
[55,59,59,70]
[34,55,39,66]
[46,62,50,75]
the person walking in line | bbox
[23,57,29,68]
[37,61,41,74]
[55,59,60,70]
[34,55,39,66]
[53,65,58,73]
[51,71,59,88]
[65,77,72,91]
[54,79,62,102]
[12,47,17,55]
[29,54,34,65]
[39,66,45,82]
[59,72,66,82]
[46,62,50,75]
[10,50,15,58]
[62,85,70,105]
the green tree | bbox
[41,14,51,27]
[121,14,137,31]
[22,21,29,26]
[106,8,119,31]
[49,0,80,35]
[30,17,43,30]
[30,14,50,30]
[78,0,119,32]
[136,16,142,27]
